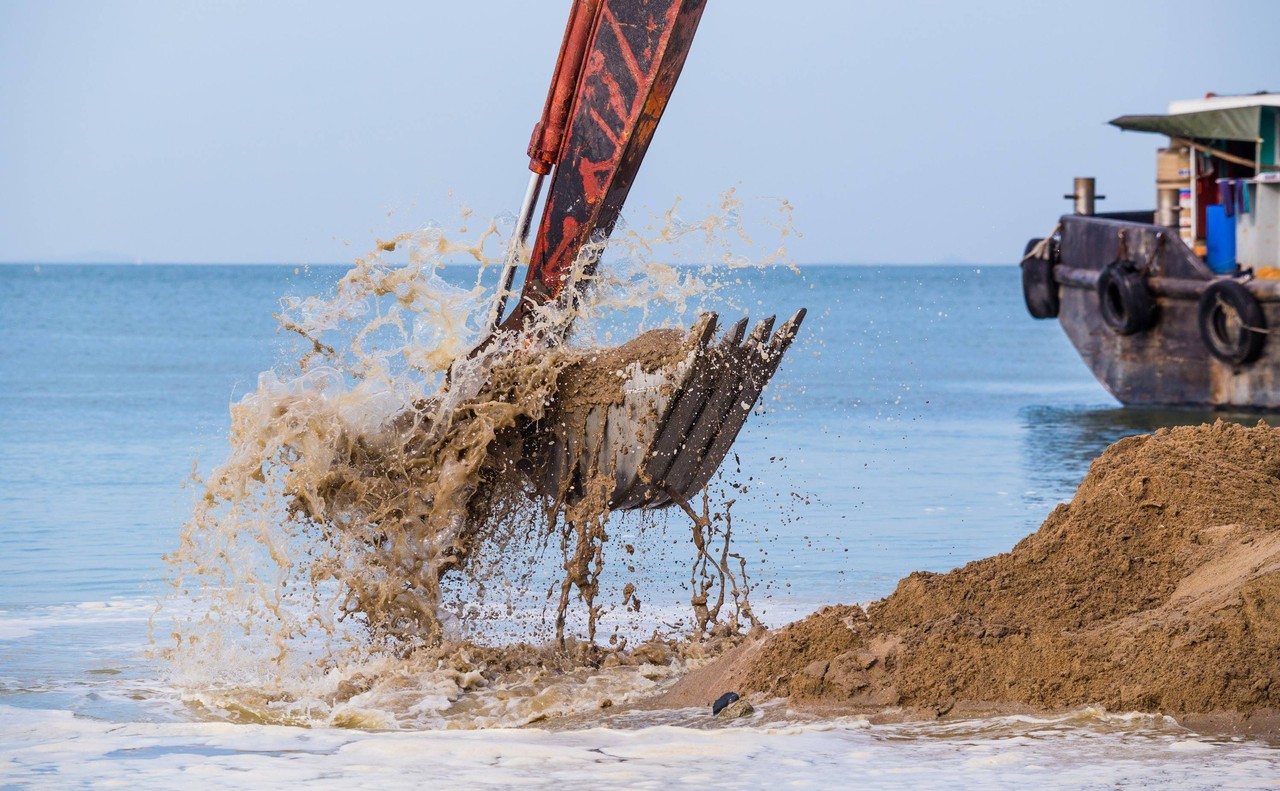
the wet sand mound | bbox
[652,421,1280,734]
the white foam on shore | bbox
[0,599,154,642]
[0,596,821,732]
[2,704,1276,790]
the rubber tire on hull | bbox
[1198,279,1267,366]
[1097,261,1156,336]
[1020,238,1059,319]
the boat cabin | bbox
[1110,93,1280,272]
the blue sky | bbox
[1,0,1276,265]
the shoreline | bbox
[627,628,1280,741]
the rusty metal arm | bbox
[499,0,709,338]
[486,0,604,333]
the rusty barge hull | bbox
[1046,215,1280,408]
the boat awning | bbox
[1109,106,1262,142]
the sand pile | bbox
[652,421,1280,733]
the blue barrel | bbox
[1205,204,1237,273]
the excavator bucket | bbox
[532,309,806,510]
[479,0,806,510]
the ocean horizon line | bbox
[0,259,1017,268]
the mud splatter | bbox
[159,196,803,728]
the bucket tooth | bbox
[688,311,720,348]
[723,315,750,346]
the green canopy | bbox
[1109,106,1261,142]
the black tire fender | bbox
[1198,279,1267,366]
[1097,260,1156,335]
[1021,237,1059,319]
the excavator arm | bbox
[486,0,805,511]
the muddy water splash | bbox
[161,193,800,728]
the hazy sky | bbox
[2,0,1276,265]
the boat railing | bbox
[1093,211,1156,225]
[1056,214,1280,301]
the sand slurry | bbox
[645,421,1280,736]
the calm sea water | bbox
[2,263,1277,787]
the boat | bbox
[1021,92,1280,408]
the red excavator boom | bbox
[475,0,806,513]
[499,0,709,334]
[525,0,603,177]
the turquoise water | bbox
[2,263,1277,787]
